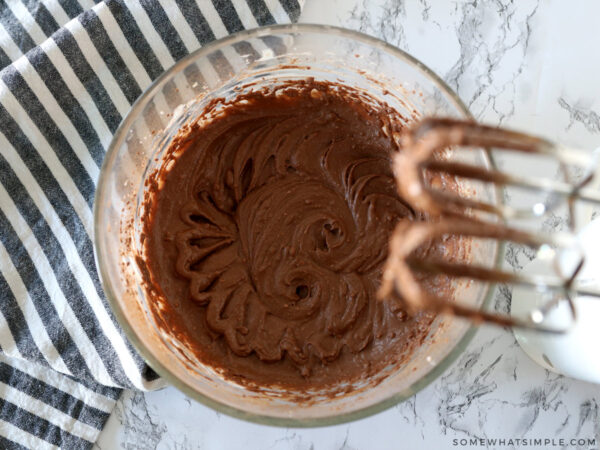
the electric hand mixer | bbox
[379,118,600,335]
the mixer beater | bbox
[379,118,600,333]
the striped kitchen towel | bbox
[0,0,303,448]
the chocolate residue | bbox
[381,118,533,329]
[138,79,460,391]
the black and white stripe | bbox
[0,0,303,447]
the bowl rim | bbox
[94,23,502,427]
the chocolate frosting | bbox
[141,80,438,389]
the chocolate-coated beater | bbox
[379,118,600,333]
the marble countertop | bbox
[95,1,600,448]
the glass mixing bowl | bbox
[94,24,501,426]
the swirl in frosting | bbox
[142,80,440,388]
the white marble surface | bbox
[95,1,600,448]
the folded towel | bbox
[0,0,302,447]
